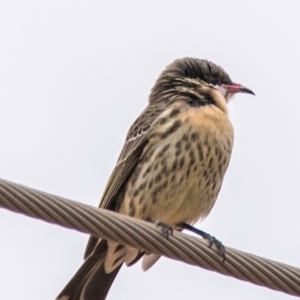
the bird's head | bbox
[149,57,254,112]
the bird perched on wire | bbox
[56,57,254,300]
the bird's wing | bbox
[99,129,148,211]
[84,104,164,259]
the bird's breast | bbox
[120,104,234,226]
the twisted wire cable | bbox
[0,178,299,297]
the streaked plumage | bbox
[56,57,253,300]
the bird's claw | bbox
[202,233,226,262]
[177,222,226,262]
[155,220,173,240]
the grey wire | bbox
[0,178,299,297]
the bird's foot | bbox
[155,220,173,240]
[178,222,226,262]
[201,232,226,262]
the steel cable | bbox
[0,178,299,297]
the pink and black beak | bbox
[222,83,255,95]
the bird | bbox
[56,57,254,300]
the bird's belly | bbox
[121,118,233,226]
[142,137,229,225]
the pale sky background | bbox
[1,1,300,299]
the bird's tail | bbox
[56,246,121,300]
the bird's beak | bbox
[222,83,255,95]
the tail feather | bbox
[142,254,161,271]
[56,242,122,300]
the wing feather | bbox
[84,104,164,259]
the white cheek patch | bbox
[217,85,228,98]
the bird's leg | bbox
[178,222,226,262]
[155,220,173,240]
[146,218,173,240]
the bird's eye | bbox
[188,96,197,105]
[188,96,204,107]
[214,78,221,86]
